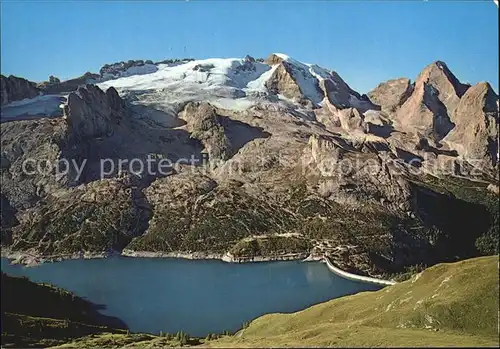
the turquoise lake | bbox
[1,256,382,336]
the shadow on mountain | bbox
[366,123,395,139]
[394,148,424,167]
[61,124,204,184]
[416,138,458,157]
[409,183,493,261]
[222,116,271,155]
[1,273,128,348]
[130,104,186,128]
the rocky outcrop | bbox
[444,82,499,171]
[303,133,411,211]
[320,99,368,133]
[319,71,375,112]
[63,84,125,140]
[105,86,126,114]
[368,78,413,112]
[100,60,158,79]
[181,102,232,161]
[338,107,366,132]
[1,75,40,106]
[39,72,101,94]
[306,134,351,167]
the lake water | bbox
[1,256,382,336]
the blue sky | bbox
[1,0,498,93]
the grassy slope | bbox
[206,255,499,348]
[50,333,192,348]
[1,273,127,348]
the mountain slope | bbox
[1,273,127,348]
[205,255,499,348]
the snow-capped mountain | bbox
[94,53,373,114]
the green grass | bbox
[49,332,199,348]
[206,255,500,348]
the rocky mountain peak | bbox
[265,53,285,65]
[443,81,499,172]
[416,60,470,102]
[394,61,472,141]
[265,61,312,102]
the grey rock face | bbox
[395,61,469,141]
[181,102,233,161]
[265,62,308,101]
[444,82,499,171]
[319,71,376,112]
[265,53,285,65]
[368,78,414,112]
[1,75,40,106]
[63,84,125,140]
[0,118,69,212]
